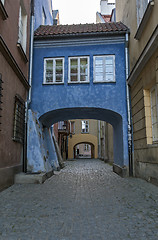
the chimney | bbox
[100,0,115,15]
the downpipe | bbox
[23,0,34,173]
[125,33,133,176]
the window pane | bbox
[153,123,158,140]
[106,74,114,82]
[71,75,78,81]
[46,60,53,82]
[71,67,78,74]
[80,75,88,81]
[105,57,113,65]
[71,59,78,66]
[80,58,87,66]
[95,66,103,73]
[151,89,156,106]
[106,65,113,73]
[56,75,63,82]
[56,59,62,67]
[95,75,103,82]
[95,57,103,65]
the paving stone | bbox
[0,159,158,240]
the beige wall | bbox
[116,0,158,70]
[68,119,98,159]
[116,0,158,183]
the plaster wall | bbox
[116,0,158,183]
[34,0,53,30]
[30,36,129,169]
[68,134,98,159]
[0,0,31,78]
[0,53,27,189]
[116,0,158,70]
[131,49,158,181]
[68,119,98,159]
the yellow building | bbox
[116,0,158,184]
[68,119,98,159]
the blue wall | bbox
[31,36,129,167]
[34,0,53,30]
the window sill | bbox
[93,80,116,83]
[17,43,28,63]
[81,132,89,134]
[135,0,154,40]
[43,82,64,85]
[68,81,90,84]
[147,141,158,148]
[0,1,8,20]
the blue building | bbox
[34,0,54,30]
[28,22,130,177]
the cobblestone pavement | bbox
[0,159,158,240]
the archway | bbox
[73,142,95,159]
[27,107,128,176]
[39,107,128,167]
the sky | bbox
[52,0,101,25]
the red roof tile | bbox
[34,22,129,38]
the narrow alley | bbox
[0,159,158,240]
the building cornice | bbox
[34,35,126,48]
[128,25,158,86]
[0,35,30,90]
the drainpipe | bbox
[125,32,133,176]
[23,0,35,172]
[98,120,101,159]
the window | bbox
[18,3,27,52]
[81,120,89,133]
[150,86,158,142]
[84,144,89,151]
[1,0,4,4]
[0,74,3,130]
[136,0,151,26]
[44,58,64,84]
[70,121,75,134]
[68,56,89,83]
[93,55,115,83]
[13,95,25,143]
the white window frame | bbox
[44,57,64,84]
[18,3,27,53]
[68,56,90,83]
[150,86,158,142]
[93,55,115,83]
[81,120,89,133]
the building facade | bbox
[116,0,158,184]
[0,0,55,190]
[68,119,98,159]
[0,0,31,190]
[28,22,130,177]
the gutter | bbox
[125,33,133,176]
[23,0,35,173]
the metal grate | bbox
[13,94,25,143]
[0,74,3,131]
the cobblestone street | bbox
[0,159,158,240]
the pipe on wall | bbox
[23,0,35,172]
[125,33,133,176]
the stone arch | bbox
[39,107,128,168]
[68,134,98,159]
